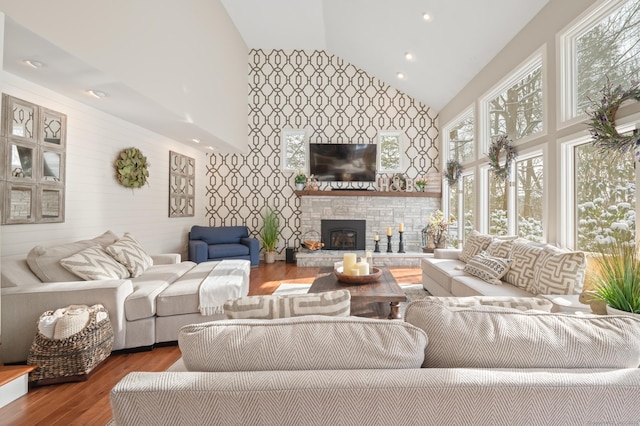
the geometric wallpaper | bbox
[207,49,439,258]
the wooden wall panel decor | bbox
[169,150,195,217]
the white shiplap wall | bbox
[0,72,209,259]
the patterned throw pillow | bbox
[459,231,494,263]
[60,245,130,280]
[224,290,351,319]
[531,247,587,295]
[503,240,545,290]
[463,251,512,285]
[105,233,153,277]
[485,238,514,259]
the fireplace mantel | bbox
[294,190,440,198]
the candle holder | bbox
[386,235,393,253]
[398,231,405,253]
[374,239,380,253]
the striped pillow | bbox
[224,290,350,319]
[60,245,130,281]
[463,251,511,285]
[105,233,153,278]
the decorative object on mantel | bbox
[294,169,307,191]
[422,210,453,253]
[414,176,427,192]
[586,79,640,159]
[260,207,280,263]
[114,147,149,189]
[487,134,517,180]
[390,173,407,191]
[305,174,319,191]
[444,159,462,186]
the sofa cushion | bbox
[156,261,218,317]
[450,275,534,297]
[459,231,493,263]
[208,244,249,259]
[60,245,130,281]
[190,226,248,245]
[485,238,514,258]
[423,295,553,312]
[421,258,467,294]
[463,251,511,285]
[178,315,428,372]
[106,233,153,278]
[531,247,586,295]
[224,290,350,319]
[503,240,546,290]
[26,230,120,282]
[405,300,640,369]
[1,257,42,287]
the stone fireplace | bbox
[321,219,366,250]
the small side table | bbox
[540,294,593,315]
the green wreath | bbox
[115,147,150,188]
[488,134,517,180]
[444,159,462,186]
[587,80,640,157]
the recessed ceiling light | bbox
[87,89,108,99]
[422,12,432,21]
[207,146,215,151]
[23,59,44,69]
[396,72,405,80]
[405,52,414,61]
[191,138,200,143]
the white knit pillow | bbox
[459,231,494,263]
[60,245,130,281]
[105,233,153,277]
[463,251,512,285]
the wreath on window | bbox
[488,134,517,180]
[114,147,150,188]
[444,159,462,186]
[587,80,640,157]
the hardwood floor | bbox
[0,262,421,425]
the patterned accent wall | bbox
[207,49,439,258]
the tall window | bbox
[560,0,640,121]
[447,110,474,163]
[281,129,306,172]
[574,142,635,250]
[378,131,403,172]
[488,170,508,236]
[516,154,544,241]
[462,173,475,242]
[482,52,544,144]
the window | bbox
[447,172,476,248]
[462,173,475,242]
[378,131,403,173]
[281,129,306,172]
[445,109,474,164]
[480,51,544,145]
[487,169,509,236]
[560,0,640,122]
[515,153,544,242]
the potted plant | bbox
[592,241,640,316]
[414,177,427,192]
[294,170,307,191]
[422,210,454,253]
[260,207,279,263]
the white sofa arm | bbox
[152,253,181,265]
[434,249,462,260]
[1,279,134,364]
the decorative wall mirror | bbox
[168,151,195,217]
[1,94,66,224]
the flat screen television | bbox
[309,143,377,182]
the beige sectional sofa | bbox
[422,232,587,302]
[1,231,250,364]
[110,299,640,425]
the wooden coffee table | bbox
[308,267,407,319]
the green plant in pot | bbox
[592,241,640,316]
[260,207,280,264]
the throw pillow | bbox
[531,247,587,295]
[224,290,350,319]
[503,240,546,290]
[60,245,130,281]
[459,230,494,263]
[105,233,153,278]
[178,315,428,372]
[405,300,640,369]
[485,238,514,258]
[463,251,512,285]
[424,295,553,312]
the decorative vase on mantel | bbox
[295,183,305,191]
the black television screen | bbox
[309,143,377,182]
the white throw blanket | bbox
[198,260,249,315]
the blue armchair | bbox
[188,226,259,266]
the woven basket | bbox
[27,304,114,383]
[302,230,324,250]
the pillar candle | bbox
[351,268,360,276]
[399,223,404,232]
[374,234,379,241]
[343,253,357,275]
[357,261,370,276]
[387,227,392,236]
